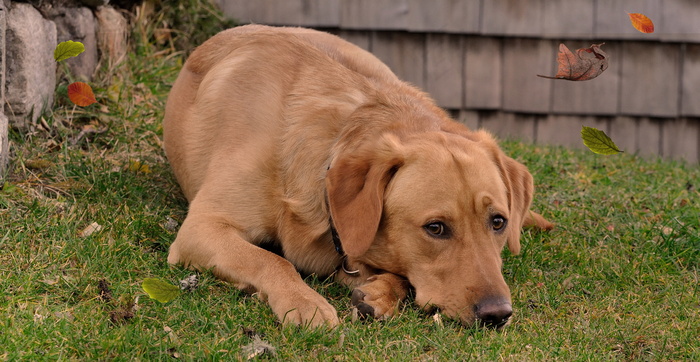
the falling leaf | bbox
[79,222,103,237]
[628,13,655,33]
[581,126,623,155]
[538,43,608,81]
[54,40,85,62]
[68,82,98,107]
[142,278,181,303]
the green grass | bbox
[2,4,699,360]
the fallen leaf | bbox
[432,313,443,327]
[54,40,85,62]
[242,335,277,360]
[562,275,578,290]
[163,216,179,232]
[109,307,134,325]
[179,274,199,292]
[98,279,113,303]
[127,160,151,174]
[168,348,181,359]
[581,126,622,155]
[107,82,121,103]
[142,278,181,303]
[34,308,47,323]
[164,326,179,344]
[70,124,109,146]
[538,43,608,81]
[79,222,103,238]
[41,278,60,286]
[337,330,346,348]
[54,310,75,321]
[628,13,654,33]
[68,82,98,107]
[25,159,53,170]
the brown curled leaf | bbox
[538,43,608,81]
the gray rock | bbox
[79,0,110,7]
[0,1,6,178]
[95,5,127,68]
[0,112,7,180]
[0,0,6,106]
[5,2,57,128]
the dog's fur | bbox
[164,25,553,328]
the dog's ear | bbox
[326,135,403,257]
[497,155,535,255]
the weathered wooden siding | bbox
[215,0,700,163]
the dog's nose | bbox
[475,298,513,328]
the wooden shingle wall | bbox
[215,0,700,163]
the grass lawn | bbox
[1,4,698,360]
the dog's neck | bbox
[329,217,344,255]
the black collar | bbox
[329,217,344,255]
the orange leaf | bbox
[68,81,97,106]
[628,13,654,33]
[538,43,608,81]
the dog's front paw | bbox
[267,285,339,328]
[350,274,410,320]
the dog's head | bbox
[326,129,534,328]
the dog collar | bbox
[329,217,361,276]
[329,217,344,255]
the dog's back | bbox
[164,25,403,201]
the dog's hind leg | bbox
[168,212,340,328]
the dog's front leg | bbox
[168,213,339,327]
[337,271,410,320]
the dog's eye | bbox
[491,215,507,232]
[424,222,451,238]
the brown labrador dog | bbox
[164,25,553,328]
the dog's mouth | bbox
[419,299,513,329]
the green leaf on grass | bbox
[54,40,85,62]
[581,126,622,155]
[142,278,181,303]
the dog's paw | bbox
[350,274,410,320]
[351,288,381,319]
[267,285,339,328]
